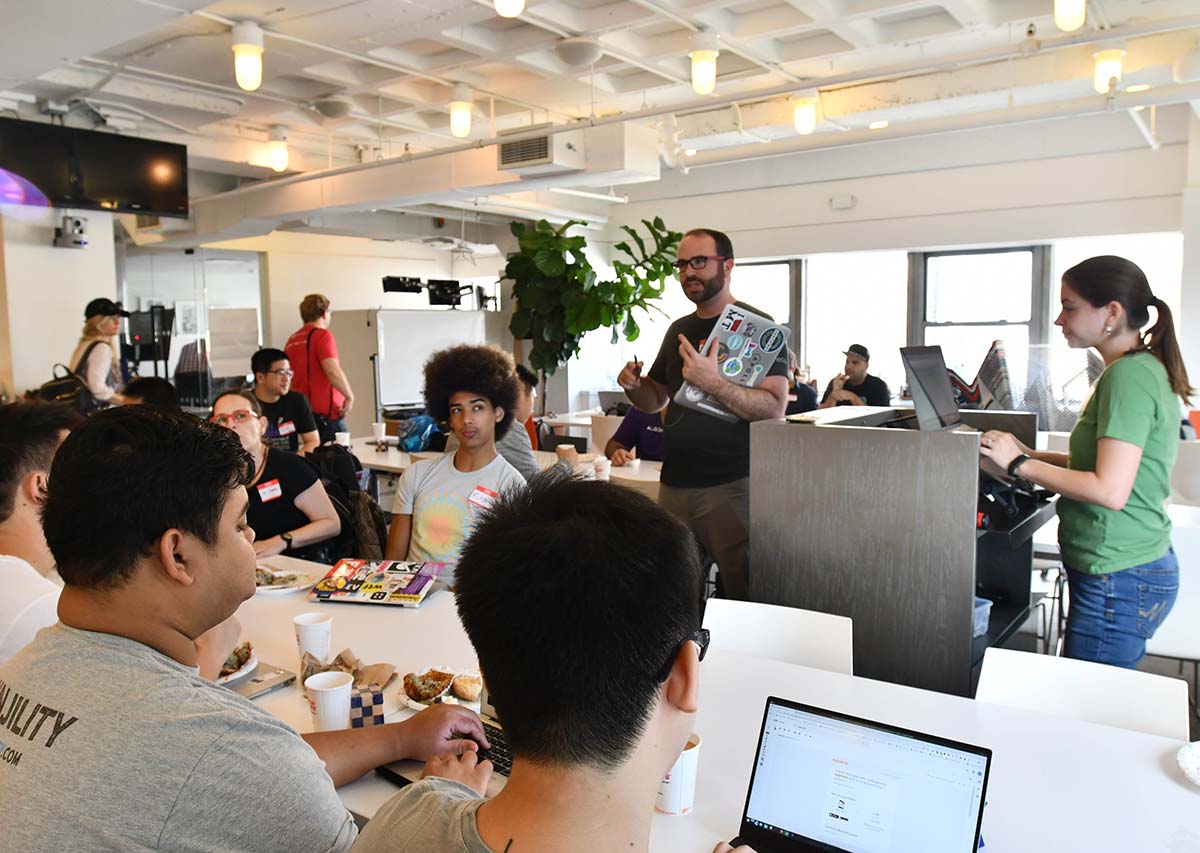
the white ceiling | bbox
[2,0,1199,226]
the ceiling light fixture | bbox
[448,84,473,138]
[267,125,288,172]
[1125,83,1151,94]
[1093,47,1125,94]
[689,31,720,96]
[231,21,264,92]
[494,0,525,18]
[684,148,697,157]
[868,119,889,130]
[1053,0,1086,32]
[793,92,818,135]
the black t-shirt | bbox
[257,391,317,453]
[821,374,891,407]
[648,301,788,488]
[247,447,320,543]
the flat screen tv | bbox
[0,117,188,218]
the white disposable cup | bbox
[293,611,333,664]
[305,671,353,731]
[594,456,612,481]
[656,733,701,816]
[334,431,351,447]
[371,422,386,441]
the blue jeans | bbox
[1064,548,1179,668]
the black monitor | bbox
[901,345,961,431]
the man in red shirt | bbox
[284,294,355,443]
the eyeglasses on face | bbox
[655,628,711,682]
[672,255,727,273]
[270,368,295,379]
[209,410,257,426]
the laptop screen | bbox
[901,345,962,431]
[741,698,990,853]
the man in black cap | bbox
[819,344,891,408]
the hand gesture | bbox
[679,335,719,394]
[422,749,493,797]
[400,703,490,761]
[610,447,634,467]
[831,374,847,393]
[618,360,644,391]
[979,430,1024,473]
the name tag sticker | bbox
[257,479,283,502]
[468,485,499,510]
[278,420,296,436]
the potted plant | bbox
[506,217,681,400]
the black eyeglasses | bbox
[655,628,711,682]
[672,255,727,273]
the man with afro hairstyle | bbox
[385,344,526,579]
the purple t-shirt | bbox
[610,407,664,462]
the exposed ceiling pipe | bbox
[683,82,1200,169]
[131,0,580,120]
[548,186,628,203]
[731,103,770,144]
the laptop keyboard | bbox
[479,721,512,776]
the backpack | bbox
[36,342,102,415]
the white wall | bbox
[0,207,116,396]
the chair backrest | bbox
[975,647,1189,740]
[590,414,625,456]
[702,599,853,675]
[541,434,586,453]
[1171,440,1200,506]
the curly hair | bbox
[422,344,519,440]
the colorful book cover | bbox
[310,559,443,605]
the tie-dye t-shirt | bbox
[391,452,526,568]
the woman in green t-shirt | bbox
[980,256,1191,668]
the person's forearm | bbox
[300,432,320,454]
[625,378,668,413]
[604,438,629,457]
[1030,450,1069,467]
[288,515,340,548]
[385,515,412,560]
[324,362,354,402]
[705,381,787,422]
[1015,460,1125,509]
[302,723,406,787]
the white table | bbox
[540,411,599,429]
[237,560,1200,851]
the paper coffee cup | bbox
[305,671,353,731]
[334,431,351,447]
[293,611,333,664]
[371,422,386,441]
[656,732,701,816]
[594,457,612,481]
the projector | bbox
[53,215,87,249]
[383,275,423,293]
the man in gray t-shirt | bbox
[0,407,488,851]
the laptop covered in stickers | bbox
[309,559,444,607]
[673,303,791,423]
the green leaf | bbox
[653,216,665,232]
[623,312,640,341]
[613,241,632,258]
[533,248,566,277]
[510,221,526,238]
[509,310,532,339]
[620,224,647,258]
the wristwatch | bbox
[280,531,294,549]
[1007,454,1032,478]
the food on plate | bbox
[256,566,299,587]
[451,674,482,702]
[301,648,397,690]
[219,641,253,678]
[403,668,455,702]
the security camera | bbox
[53,215,87,249]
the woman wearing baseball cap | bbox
[68,298,129,408]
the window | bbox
[804,251,908,394]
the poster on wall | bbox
[175,300,200,335]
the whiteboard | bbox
[208,307,260,377]
[376,310,487,406]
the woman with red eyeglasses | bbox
[210,391,341,562]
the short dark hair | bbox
[455,474,702,770]
[684,227,734,260]
[515,363,538,393]
[122,377,179,410]
[423,345,518,440]
[212,390,263,417]
[251,348,288,376]
[0,403,80,524]
[43,407,254,589]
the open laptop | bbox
[901,345,963,432]
[377,686,510,797]
[730,697,991,853]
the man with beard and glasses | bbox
[617,228,788,601]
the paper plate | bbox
[255,568,320,595]
[216,652,258,685]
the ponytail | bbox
[1145,297,1193,405]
